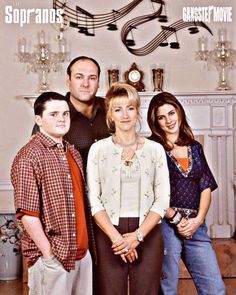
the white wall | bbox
[0,0,235,211]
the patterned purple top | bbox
[165,141,217,210]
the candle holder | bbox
[196,29,236,91]
[107,68,119,87]
[16,30,70,93]
[152,68,164,91]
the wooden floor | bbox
[0,278,236,295]
[178,278,236,295]
[0,279,28,295]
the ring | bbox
[123,247,129,254]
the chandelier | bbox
[196,28,236,90]
[17,29,70,93]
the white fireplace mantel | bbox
[5,91,235,238]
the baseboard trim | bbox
[0,179,13,191]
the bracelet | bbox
[135,229,144,242]
[169,211,178,220]
[170,211,183,226]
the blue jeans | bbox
[160,220,225,295]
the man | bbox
[32,56,109,170]
[11,92,95,295]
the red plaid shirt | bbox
[11,132,96,270]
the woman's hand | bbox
[120,249,138,263]
[177,217,202,239]
[112,232,140,255]
[111,235,129,255]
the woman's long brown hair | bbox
[147,92,194,151]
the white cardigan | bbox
[87,137,170,226]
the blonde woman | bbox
[87,82,170,295]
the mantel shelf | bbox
[21,95,38,107]
[21,91,236,107]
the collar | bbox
[66,93,105,121]
[34,132,71,150]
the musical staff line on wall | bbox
[53,0,213,56]
[53,0,143,32]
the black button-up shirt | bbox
[65,95,109,170]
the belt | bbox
[172,207,198,219]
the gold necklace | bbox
[122,150,136,165]
[121,142,139,178]
[112,134,139,178]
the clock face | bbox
[124,63,145,91]
[128,70,141,83]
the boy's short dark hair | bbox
[34,92,68,116]
[66,56,101,78]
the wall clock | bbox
[124,63,145,92]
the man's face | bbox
[67,59,100,104]
[36,100,70,142]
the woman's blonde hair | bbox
[106,82,141,133]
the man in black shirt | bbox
[33,56,109,170]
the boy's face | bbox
[35,100,70,143]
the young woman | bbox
[147,92,225,295]
[87,82,170,295]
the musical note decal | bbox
[159,29,169,47]
[107,10,119,31]
[161,26,180,49]
[150,0,168,22]
[125,25,137,47]
[76,6,95,36]
[188,22,200,34]
[53,0,213,56]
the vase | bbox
[0,213,22,280]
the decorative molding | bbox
[177,96,236,106]
[21,91,236,108]
[139,91,236,106]
[0,179,13,191]
[211,106,227,128]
